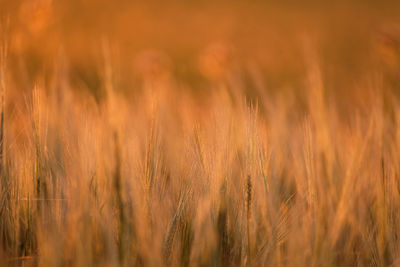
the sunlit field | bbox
[1,0,400,266]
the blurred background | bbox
[1,0,400,106]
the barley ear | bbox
[246,174,252,266]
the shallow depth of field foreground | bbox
[2,1,400,266]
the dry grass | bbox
[1,1,400,266]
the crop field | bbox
[1,0,400,266]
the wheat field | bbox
[1,1,400,266]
